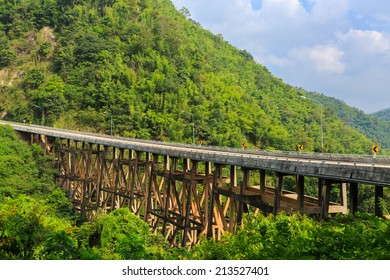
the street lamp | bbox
[34,105,45,126]
[301,96,324,152]
[181,110,195,145]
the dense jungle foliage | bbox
[303,90,390,150]
[0,0,385,154]
[374,108,390,123]
[1,124,390,260]
[189,212,390,260]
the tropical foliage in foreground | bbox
[189,213,390,260]
[0,196,173,260]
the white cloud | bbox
[339,29,390,54]
[171,0,390,112]
[310,0,349,23]
[290,45,345,74]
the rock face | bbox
[0,26,56,85]
[42,27,57,45]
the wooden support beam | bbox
[182,160,195,247]
[56,138,62,184]
[320,180,331,219]
[203,161,211,236]
[375,185,384,217]
[183,158,191,172]
[97,146,108,210]
[297,175,305,211]
[207,164,221,238]
[237,167,249,225]
[161,157,174,236]
[340,182,348,214]
[65,139,72,198]
[273,173,283,215]
[260,170,266,196]
[81,142,91,215]
[349,182,358,214]
[164,155,170,171]
[318,178,324,206]
[129,150,137,212]
[111,147,121,211]
[229,165,237,232]
[145,154,157,223]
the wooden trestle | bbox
[26,135,355,248]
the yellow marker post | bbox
[372,145,379,158]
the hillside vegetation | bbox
[301,90,390,149]
[374,108,390,123]
[0,0,379,154]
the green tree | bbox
[0,195,77,260]
[189,212,390,260]
[77,208,171,260]
[23,68,45,90]
[31,75,66,125]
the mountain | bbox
[0,0,378,154]
[373,108,390,122]
[300,91,390,149]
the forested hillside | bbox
[0,0,380,154]
[301,90,390,149]
[374,108,390,122]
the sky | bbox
[171,0,390,113]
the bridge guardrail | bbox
[1,120,389,164]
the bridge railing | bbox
[2,120,389,164]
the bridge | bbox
[2,121,390,247]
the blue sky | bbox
[250,0,262,10]
[171,0,390,113]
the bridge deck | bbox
[2,121,389,186]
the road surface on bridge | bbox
[2,121,390,186]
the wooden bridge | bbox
[2,121,390,247]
